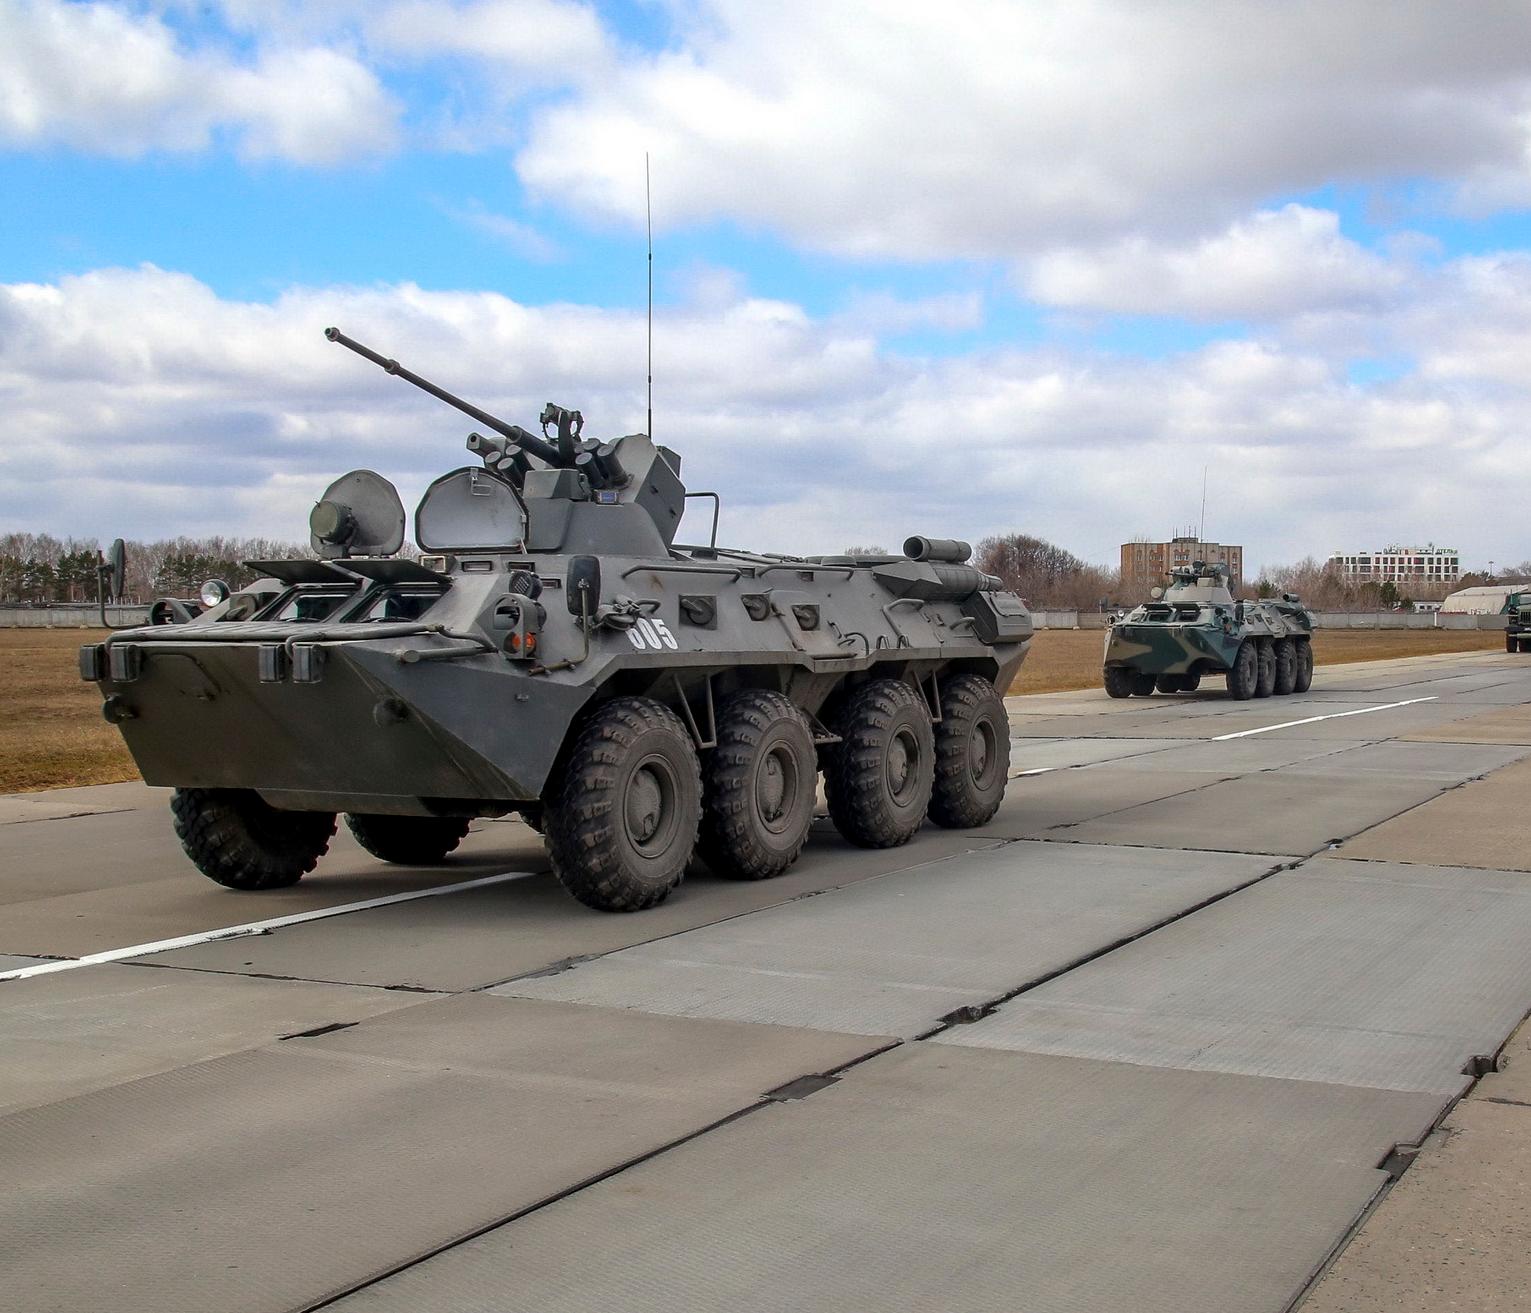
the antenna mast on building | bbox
[1199,465,1208,543]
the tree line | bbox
[0,532,313,605]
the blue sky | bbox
[4,0,1531,572]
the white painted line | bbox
[1210,697,1438,741]
[0,869,540,983]
[1014,766,1058,777]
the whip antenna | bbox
[1199,464,1208,542]
[646,152,653,441]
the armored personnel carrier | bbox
[1102,562,1313,700]
[81,329,1032,912]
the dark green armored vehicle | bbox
[1506,592,1531,652]
[81,329,1033,912]
[1102,562,1313,700]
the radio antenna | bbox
[1199,464,1208,542]
[646,151,653,441]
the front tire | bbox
[824,679,935,848]
[545,698,702,912]
[1292,639,1314,692]
[1226,641,1258,700]
[928,674,1010,829]
[346,814,471,865]
[1103,666,1135,698]
[699,690,817,880]
[171,787,335,890]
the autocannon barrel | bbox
[904,536,972,563]
[325,327,565,467]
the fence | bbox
[0,605,149,628]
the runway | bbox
[3,649,1529,1312]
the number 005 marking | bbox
[627,617,678,651]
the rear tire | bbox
[1103,666,1135,698]
[1273,638,1297,695]
[1155,674,1186,694]
[345,814,471,865]
[171,787,335,890]
[1254,640,1277,697]
[824,679,935,848]
[1183,673,1201,692]
[1292,639,1314,692]
[1226,641,1258,700]
[928,674,1010,829]
[1130,673,1157,696]
[699,690,817,880]
[545,697,702,912]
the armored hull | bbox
[1102,564,1313,700]
[85,330,1032,912]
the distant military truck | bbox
[1103,563,1314,700]
[1506,592,1531,652]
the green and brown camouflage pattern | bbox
[1104,564,1312,678]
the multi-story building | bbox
[1120,535,1243,597]
[1328,545,1459,584]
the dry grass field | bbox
[0,625,1512,794]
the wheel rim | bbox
[754,741,801,835]
[625,754,680,858]
[887,726,921,806]
[969,715,1000,790]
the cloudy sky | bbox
[4,0,1531,573]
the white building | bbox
[1440,585,1525,615]
[1329,544,1460,584]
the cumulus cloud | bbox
[4,263,1531,570]
[516,0,1531,260]
[0,0,397,163]
[1024,206,1407,321]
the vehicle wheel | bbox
[1226,641,1258,700]
[824,678,935,848]
[545,697,702,912]
[1103,666,1135,698]
[699,690,817,880]
[928,673,1011,829]
[1254,640,1277,697]
[1130,672,1157,696]
[171,787,335,890]
[1292,640,1315,693]
[1155,674,1186,694]
[1183,673,1201,692]
[345,813,471,864]
[1273,638,1297,695]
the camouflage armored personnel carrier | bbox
[80,329,1033,912]
[1506,592,1531,652]
[1102,562,1313,700]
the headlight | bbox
[199,579,231,608]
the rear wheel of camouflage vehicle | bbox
[1130,672,1157,696]
[929,674,1010,829]
[1155,674,1188,694]
[825,679,935,848]
[1273,638,1298,695]
[1226,641,1258,700]
[1183,673,1201,692]
[1292,639,1314,693]
[699,690,817,880]
[1103,666,1135,699]
[546,697,702,913]
[345,814,471,865]
[171,787,336,890]
[1254,640,1277,697]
